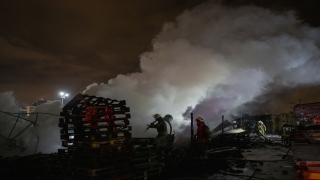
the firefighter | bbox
[149,114,168,147]
[256,120,267,135]
[194,116,211,161]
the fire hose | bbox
[144,118,172,136]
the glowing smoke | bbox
[84,4,320,143]
[1,2,320,155]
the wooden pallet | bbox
[70,163,131,176]
[133,162,164,172]
[71,171,132,180]
[58,147,133,160]
[60,132,131,141]
[61,138,130,148]
[69,156,131,168]
[132,163,163,180]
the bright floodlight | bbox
[59,91,69,107]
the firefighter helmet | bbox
[196,116,204,122]
[154,114,162,119]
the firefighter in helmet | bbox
[194,116,211,161]
[149,114,168,147]
[256,120,266,135]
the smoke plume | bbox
[84,3,320,143]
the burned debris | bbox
[1,94,320,180]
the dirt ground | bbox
[169,143,296,180]
[238,145,296,180]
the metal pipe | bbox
[34,113,40,154]
[241,117,244,129]
[222,115,224,134]
[8,114,20,139]
[221,115,224,144]
[191,113,194,143]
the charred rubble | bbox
[0,94,301,180]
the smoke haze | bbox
[1,2,320,155]
[0,92,61,156]
[84,3,320,142]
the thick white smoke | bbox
[0,92,61,156]
[84,4,320,143]
[1,2,320,155]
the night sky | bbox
[1,0,320,106]
[0,1,206,105]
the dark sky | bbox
[0,0,206,105]
[1,0,320,106]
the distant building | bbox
[294,102,320,125]
[243,113,295,135]
[19,106,35,116]
[244,102,320,133]
[32,98,48,106]
[20,98,47,116]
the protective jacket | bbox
[195,122,211,161]
[196,123,211,143]
[152,117,168,135]
[150,117,168,147]
[256,121,266,135]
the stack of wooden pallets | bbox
[130,138,165,180]
[58,93,132,180]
